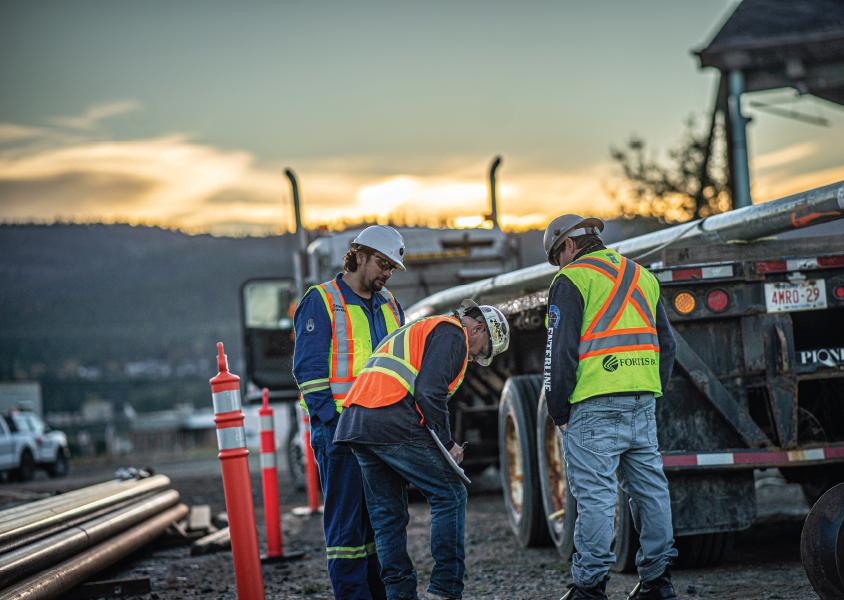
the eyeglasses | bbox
[371,254,396,272]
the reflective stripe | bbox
[260,451,277,469]
[212,390,241,414]
[631,288,656,328]
[326,544,375,560]
[575,257,617,278]
[391,330,408,360]
[365,355,418,391]
[568,257,655,329]
[379,289,401,324]
[322,282,351,379]
[373,324,405,353]
[299,378,330,394]
[587,258,638,335]
[330,381,353,396]
[216,427,246,450]
[259,415,274,431]
[579,331,660,357]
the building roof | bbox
[695,0,844,104]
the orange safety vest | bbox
[342,315,468,410]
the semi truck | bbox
[405,181,844,569]
[238,160,519,485]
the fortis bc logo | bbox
[602,355,619,372]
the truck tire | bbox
[47,449,70,478]
[676,532,734,568]
[536,389,576,560]
[499,375,550,547]
[612,489,639,573]
[16,450,35,482]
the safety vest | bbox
[551,248,662,403]
[342,315,468,410]
[297,280,402,413]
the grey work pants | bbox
[562,393,678,588]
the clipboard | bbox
[427,427,471,485]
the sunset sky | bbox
[2,0,843,235]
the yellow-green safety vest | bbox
[550,248,663,404]
[297,280,402,413]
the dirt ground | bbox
[2,452,821,599]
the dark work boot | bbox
[560,577,609,600]
[627,568,677,600]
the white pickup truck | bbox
[0,410,70,481]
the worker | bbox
[293,225,407,600]
[334,300,510,600]
[542,215,678,600]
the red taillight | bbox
[706,289,730,312]
[834,285,844,300]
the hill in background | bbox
[0,219,661,413]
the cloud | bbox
[752,142,818,171]
[49,101,141,130]
[0,123,53,144]
[1,109,839,235]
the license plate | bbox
[765,280,827,313]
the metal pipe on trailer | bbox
[0,475,172,547]
[0,503,188,600]
[406,180,844,319]
[0,490,180,588]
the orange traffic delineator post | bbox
[291,404,323,517]
[258,388,304,563]
[209,342,265,600]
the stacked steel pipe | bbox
[0,474,187,600]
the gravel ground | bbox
[1,451,823,599]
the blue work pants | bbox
[311,419,386,600]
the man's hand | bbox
[449,443,464,464]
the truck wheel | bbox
[676,532,734,568]
[48,449,70,478]
[537,389,576,560]
[499,375,550,547]
[612,489,639,572]
[16,450,35,482]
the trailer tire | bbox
[612,489,639,573]
[676,532,734,568]
[536,389,576,560]
[499,375,550,548]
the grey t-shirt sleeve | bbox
[544,277,583,426]
[414,322,467,449]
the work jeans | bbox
[351,443,468,600]
[562,393,677,588]
[311,420,386,600]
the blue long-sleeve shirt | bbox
[292,273,405,425]
[544,248,676,426]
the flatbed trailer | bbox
[406,182,844,569]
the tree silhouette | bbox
[609,114,730,222]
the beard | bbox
[368,275,387,292]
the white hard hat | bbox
[543,214,604,266]
[460,299,510,366]
[352,225,407,271]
